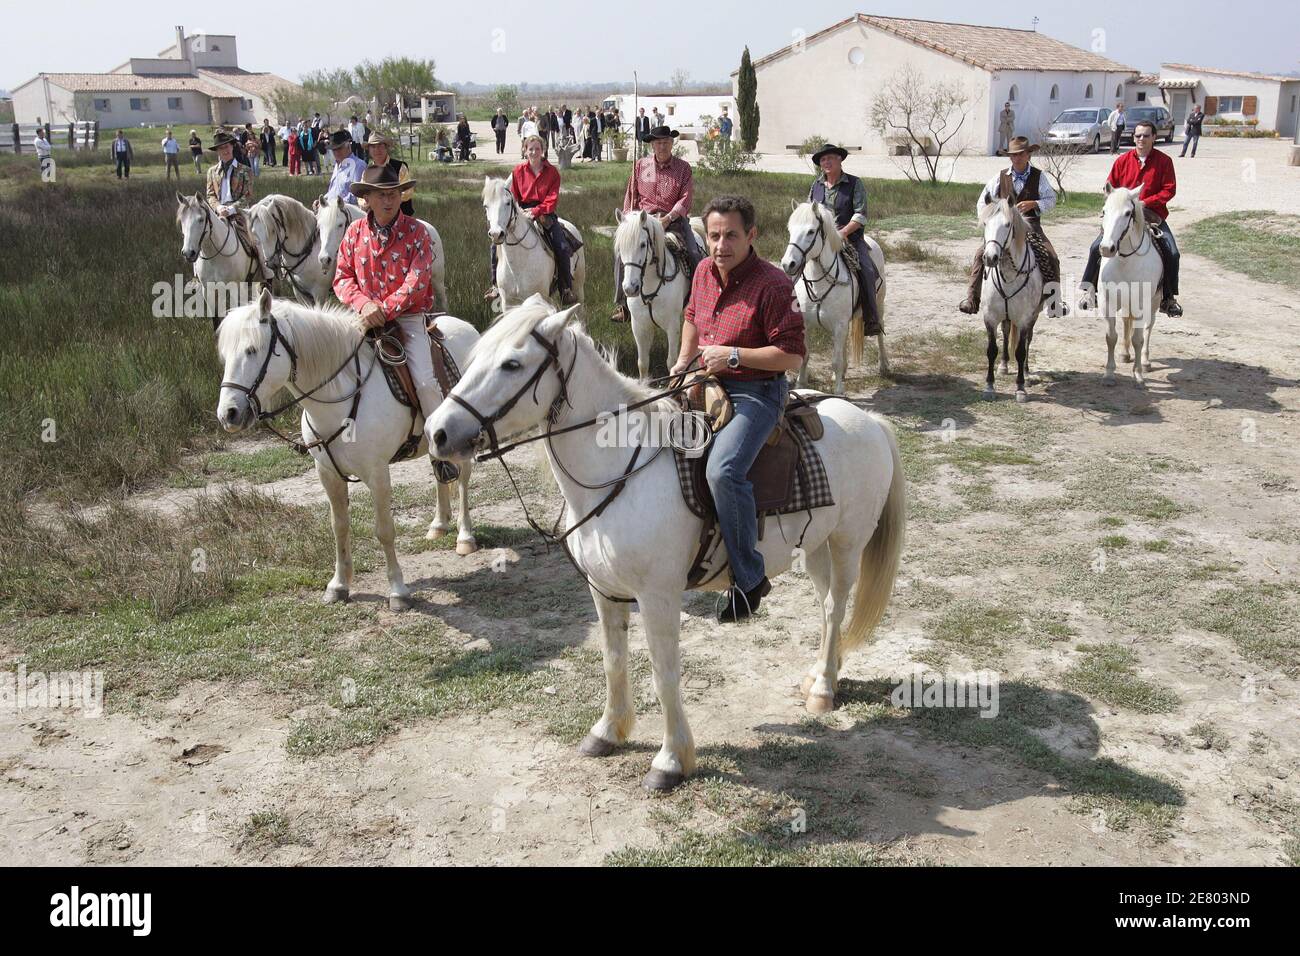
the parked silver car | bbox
[1045,107,1114,153]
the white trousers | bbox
[396,314,441,417]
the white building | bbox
[10,26,300,130]
[733,14,1139,155]
[600,93,737,138]
[1158,64,1300,137]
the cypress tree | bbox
[737,46,760,151]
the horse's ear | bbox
[637,209,646,224]
[614,208,624,223]
[176,191,187,205]
[258,286,273,319]
[790,198,799,212]
[1102,181,1114,196]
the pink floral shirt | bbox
[332,211,433,320]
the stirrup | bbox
[483,287,499,301]
[609,305,629,323]
[1161,297,1183,317]
[716,586,755,624]
[431,458,460,484]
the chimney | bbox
[175,26,189,65]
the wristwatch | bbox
[727,347,741,370]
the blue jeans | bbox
[1180,134,1199,157]
[706,375,788,592]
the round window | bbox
[847,47,865,66]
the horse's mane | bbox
[175,192,205,227]
[218,297,361,389]
[481,176,512,206]
[252,194,316,250]
[792,201,843,254]
[613,210,667,271]
[979,196,1028,246]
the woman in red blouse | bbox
[485,134,577,305]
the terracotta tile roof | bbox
[37,73,230,97]
[739,13,1138,75]
[197,68,302,101]
[1162,63,1300,84]
[1136,73,1161,85]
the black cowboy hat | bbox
[327,129,354,149]
[206,129,239,151]
[349,164,417,198]
[810,143,849,166]
[643,125,679,142]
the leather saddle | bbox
[663,231,698,286]
[681,381,826,515]
[378,314,460,417]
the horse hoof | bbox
[455,537,479,556]
[1143,363,1153,372]
[1102,375,1115,386]
[388,595,412,612]
[642,768,685,792]
[323,587,349,604]
[805,692,835,715]
[578,734,618,758]
[1015,390,1028,404]
[426,523,452,539]
[982,388,995,400]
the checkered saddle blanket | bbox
[672,393,835,522]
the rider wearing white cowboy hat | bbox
[959,136,1067,318]
[610,125,704,322]
[807,143,882,336]
[332,164,442,420]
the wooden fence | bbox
[2,121,99,153]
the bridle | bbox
[1109,199,1151,258]
[786,206,850,310]
[493,190,544,253]
[220,311,386,482]
[448,328,706,603]
[186,201,265,285]
[619,219,682,330]
[983,207,1036,308]
[256,201,319,281]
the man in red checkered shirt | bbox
[671,195,806,623]
[611,125,705,322]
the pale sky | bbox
[4,0,1297,92]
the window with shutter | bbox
[1242,95,1258,116]
[1203,96,1218,115]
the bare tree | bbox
[869,65,976,184]
[1034,128,1086,201]
[265,85,330,126]
[670,68,691,91]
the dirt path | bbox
[4,232,1297,866]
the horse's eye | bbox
[245,346,256,356]
[501,359,522,372]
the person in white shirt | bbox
[161,128,181,182]
[1108,104,1126,154]
[278,122,291,166]
[959,136,1066,317]
[319,129,366,207]
[34,128,54,183]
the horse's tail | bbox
[842,415,906,654]
[850,309,865,368]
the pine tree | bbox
[737,46,760,151]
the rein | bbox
[264,202,319,279]
[193,203,265,285]
[221,313,391,482]
[620,221,681,330]
[787,208,856,316]
[984,211,1036,313]
[1112,202,1152,258]
[451,335,706,603]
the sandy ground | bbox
[2,140,1297,867]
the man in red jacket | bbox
[1080,120,1182,316]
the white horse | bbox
[613,209,691,380]
[176,192,272,328]
[428,295,906,790]
[216,290,480,610]
[316,196,449,312]
[978,197,1044,402]
[247,194,329,304]
[1097,185,1162,386]
[780,201,889,393]
[482,177,587,309]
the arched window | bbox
[1008,84,1019,103]
[1050,84,1060,102]
[1085,83,1094,100]
[1115,83,1124,99]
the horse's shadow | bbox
[1036,354,1297,424]
[685,677,1183,849]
